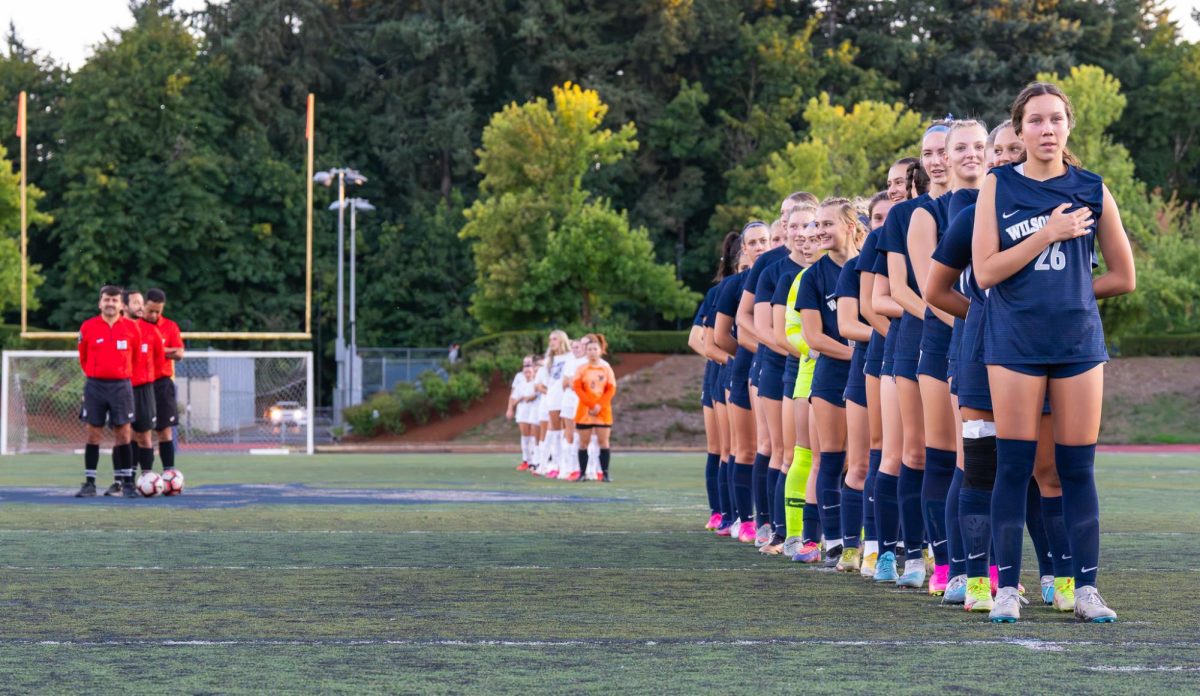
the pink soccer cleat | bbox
[705,512,723,530]
[737,521,756,543]
[929,564,950,596]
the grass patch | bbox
[0,452,1197,692]
[1102,391,1200,444]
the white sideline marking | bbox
[248,448,291,455]
[8,638,1171,650]
[1088,666,1200,673]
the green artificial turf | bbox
[0,452,1198,693]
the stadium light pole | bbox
[314,168,367,426]
[329,197,375,407]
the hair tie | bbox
[925,124,950,135]
[741,220,768,235]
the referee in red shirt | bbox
[121,289,163,488]
[141,288,184,471]
[75,285,140,498]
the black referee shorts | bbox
[153,377,178,429]
[80,378,134,428]
[131,383,158,433]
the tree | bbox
[0,142,49,315]
[764,93,925,200]
[1044,64,1200,337]
[461,82,698,330]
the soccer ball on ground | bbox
[161,468,185,496]
[136,472,165,497]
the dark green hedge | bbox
[1113,334,1200,356]
[626,331,692,354]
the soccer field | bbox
[0,452,1198,693]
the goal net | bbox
[2,350,314,455]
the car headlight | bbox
[270,408,283,423]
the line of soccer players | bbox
[690,81,1136,623]
[508,332,617,482]
[75,285,184,498]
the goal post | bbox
[2,350,314,455]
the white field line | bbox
[12,638,1194,650]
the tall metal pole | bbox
[334,173,346,426]
[349,202,357,408]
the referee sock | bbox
[898,464,925,561]
[839,485,863,549]
[733,462,754,524]
[946,467,966,577]
[160,440,175,470]
[84,444,99,481]
[817,452,845,547]
[704,453,721,514]
[1055,443,1101,587]
[874,472,900,556]
[1025,477,1053,577]
[1041,494,1072,578]
[751,453,771,527]
[992,438,1037,589]
[784,448,810,538]
[577,448,588,474]
[599,448,610,476]
[862,449,881,543]
[921,447,956,567]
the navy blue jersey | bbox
[700,285,722,329]
[932,203,985,365]
[797,255,849,346]
[856,227,884,275]
[834,261,868,354]
[768,256,806,306]
[982,164,1107,364]
[755,254,799,304]
[713,272,746,339]
[948,188,979,222]
[692,287,713,327]
[745,245,789,302]
[876,193,930,292]
[917,194,951,242]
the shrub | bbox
[344,392,406,437]
[449,371,487,411]
[419,370,454,416]
[626,330,691,354]
[1113,334,1200,356]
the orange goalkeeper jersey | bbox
[573,361,616,426]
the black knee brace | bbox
[962,435,998,491]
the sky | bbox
[3,0,1200,69]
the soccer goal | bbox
[1,350,314,455]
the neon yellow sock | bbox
[785,446,812,538]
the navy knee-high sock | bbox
[765,468,780,529]
[946,467,966,577]
[704,453,721,515]
[734,463,754,526]
[817,452,845,547]
[960,487,992,578]
[751,453,770,527]
[1025,477,1053,577]
[992,438,1037,589]
[874,472,900,556]
[1040,494,1072,578]
[898,464,926,561]
[840,485,864,549]
[772,470,786,535]
[922,448,956,566]
[1056,444,1101,587]
[863,449,881,542]
[717,459,731,524]
[727,456,739,520]
[802,503,822,544]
